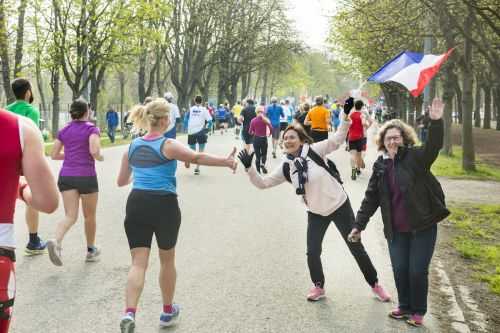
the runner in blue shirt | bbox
[265,96,284,158]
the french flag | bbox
[367,49,454,97]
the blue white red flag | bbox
[367,49,454,97]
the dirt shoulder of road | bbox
[452,124,500,167]
[430,176,500,333]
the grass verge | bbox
[432,146,500,181]
[44,136,131,155]
[448,204,500,295]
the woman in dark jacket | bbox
[348,98,449,328]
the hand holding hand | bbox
[429,98,444,120]
[347,228,361,243]
[238,149,254,169]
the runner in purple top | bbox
[47,98,104,267]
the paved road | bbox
[11,129,438,332]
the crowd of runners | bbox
[0,77,449,333]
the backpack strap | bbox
[282,149,344,185]
[283,162,291,183]
[307,148,343,184]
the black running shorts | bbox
[57,176,99,194]
[348,138,367,152]
[241,130,254,144]
[187,130,208,145]
[124,190,181,250]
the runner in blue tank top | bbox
[117,98,237,333]
[265,97,285,158]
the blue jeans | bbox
[107,126,116,143]
[388,225,437,315]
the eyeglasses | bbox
[384,135,402,142]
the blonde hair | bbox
[376,119,418,151]
[129,98,171,131]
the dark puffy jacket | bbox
[354,119,450,240]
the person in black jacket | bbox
[347,98,450,328]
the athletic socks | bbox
[29,233,39,244]
[163,304,173,314]
[125,308,136,316]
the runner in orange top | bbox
[304,96,331,142]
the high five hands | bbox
[429,98,445,120]
[227,147,238,173]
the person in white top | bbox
[164,92,181,139]
[237,107,391,303]
[187,95,212,175]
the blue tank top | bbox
[128,137,177,194]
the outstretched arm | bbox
[164,139,237,171]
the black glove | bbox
[343,97,354,115]
[238,150,254,169]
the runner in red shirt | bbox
[348,100,370,180]
[0,110,58,332]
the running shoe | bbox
[356,168,361,176]
[272,152,277,159]
[306,285,325,301]
[47,239,63,266]
[261,165,268,174]
[388,308,411,320]
[406,314,424,327]
[25,238,47,256]
[86,246,101,262]
[194,168,200,175]
[120,312,135,333]
[351,168,357,180]
[371,283,391,302]
[159,304,180,328]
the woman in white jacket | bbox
[238,106,390,302]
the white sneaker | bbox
[120,313,135,333]
[47,239,63,266]
[86,246,101,262]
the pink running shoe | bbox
[371,283,391,302]
[388,308,410,320]
[307,285,325,301]
[407,314,424,327]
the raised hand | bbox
[237,149,254,169]
[226,147,238,173]
[347,228,361,243]
[429,98,444,120]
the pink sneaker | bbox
[306,285,325,301]
[407,314,424,327]
[388,308,410,320]
[371,283,391,302]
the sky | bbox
[286,0,337,51]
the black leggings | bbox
[307,199,378,288]
[253,136,268,172]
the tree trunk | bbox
[408,95,415,126]
[0,0,14,103]
[260,66,269,104]
[241,72,251,100]
[494,85,500,131]
[442,63,455,156]
[138,49,147,103]
[461,11,475,171]
[253,70,261,100]
[35,54,48,120]
[483,85,491,129]
[14,0,27,77]
[50,69,60,139]
[473,80,481,128]
[454,82,463,124]
[119,71,125,127]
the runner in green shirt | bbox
[6,78,47,255]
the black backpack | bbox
[283,148,343,185]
